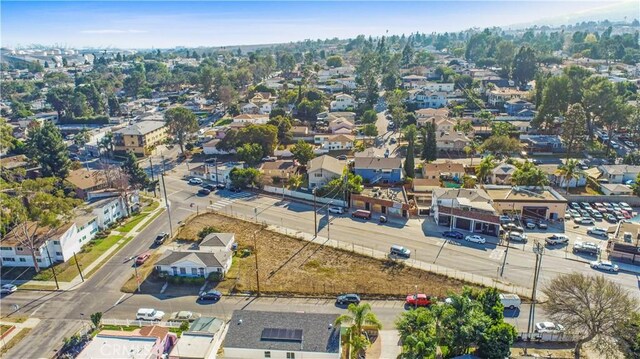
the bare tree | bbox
[543,272,639,359]
[95,161,134,216]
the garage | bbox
[454,217,472,231]
[438,214,452,226]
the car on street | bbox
[465,235,486,244]
[0,284,17,294]
[624,141,636,148]
[575,217,594,225]
[502,223,524,232]
[198,188,211,196]
[198,290,222,301]
[154,232,169,245]
[216,183,226,190]
[573,241,600,256]
[379,215,388,223]
[443,231,464,239]
[389,137,397,144]
[499,215,512,224]
[587,227,609,238]
[169,311,202,322]
[405,294,432,307]
[202,183,215,191]
[590,260,619,272]
[535,322,565,333]
[229,187,242,193]
[351,210,372,220]
[135,253,151,266]
[390,245,411,258]
[336,293,360,305]
[136,308,165,321]
[508,231,528,243]
[188,178,203,185]
[499,293,522,310]
[337,155,348,160]
[545,234,569,245]
[328,206,344,214]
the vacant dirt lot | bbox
[176,213,477,298]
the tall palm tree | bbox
[99,133,114,158]
[335,303,382,359]
[476,155,496,184]
[463,140,480,167]
[558,159,581,194]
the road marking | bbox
[178,207,196,212]
[489,248,505,261]
[208,193,253,210]
[30,303,45,316]
[114,293,126,307]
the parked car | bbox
[202,183,215,191]
[198,188,211,196]
[569,202,580,210]
[587,227,609,238]
[336,293,360,305]
[619,202,633,212]
[508,231,528,243]
[523,220,536,229]
[135,253,151,265]
[502,223,524,232]
[351,210,372,220]
[328,206,344,214]
[229,187,242,193]
[573,241,600,256]
[198,290,222,301]
[499,293,522,310]
[545,234,569,245]
[405,294,432,307]
[575,217,595,225]
[169,311,201,322]
[604,213,618,223]
[188,178,203,185]
[535,322,565,333]
[0,284,17,294]
[590,260,619,272]
[379,215,388,223]
[537,221,548,230]
[590,211,603,220]
[443,231,464,239]
[216,183,226,190]
[154,232,168,245]
[499,215,512,224]
[136,308,165,321]
[389,137,398,144]
[580,202,592,210]
[390,245,411,258]
[465,235,486,244]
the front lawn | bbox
[116,212,150,233]
[213,118,232,127]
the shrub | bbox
[179,321,190,332]
[198,226,219,240]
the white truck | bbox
[499,293,522,310]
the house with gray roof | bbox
[155,250,232,279]
[353,157,404,184]
[223,310,340,359]
[199,233,235,253]
[307,155,345,189]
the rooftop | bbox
[599,164,640,175]
[354,157,402,170]
[77,335,157,359]
[260,160,296,171]
[433,188,492,203]
[200,233,235,248]
[423,161,465,175]
[114,120,166,136]
[361,186,406,203]
[483,185,566,202]
[156,250,229,268]
[169,333,216,359]
[189,317,225,335]
[66,168,108,190]
[308,155,344,176]
[224,310,340,353]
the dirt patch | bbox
[177,213,478,298]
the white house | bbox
[203,139,235,155]
[232,114,269,125]
[0,215,98,269]
[189,162,245,185]
[241,102,260,114]
[223,310,341,359]
[88,196,129,229]
[421,82,455,93]
[315,134,355,151]
[327,117,354,134]
[307,155,345,188]
[199,233,236,253]
[155,251,232,278]
[409,90,447,109]
[330,94,354,111]
[598,165,640,184]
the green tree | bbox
[326,55,343,68]
[164,106,198,155]
[480,135,521,156]
[404,125,417,178]
[236,143,263,166]
[463,141,480,167]
[511,161,550,188]
[544,273,638,359]
[1,178,81,272]
[495,40,516,76]
[121,150,149,189]
[267,115,292,145]
[476,322,518,359]
[361,109,377,124]
[46,86,74,120]
[616,312,640,358]
[476,155,497,184]
[422,123,437,161]
[287,173,303,189]
[335,303,382,359]
[558,159,581,194]
[512,46,537,87]
[490,122,516,137]
[90,312,103,328]
[229,167,261,188]
[26,121,71,179]
[632,173,640,196]
[561,103,587,158]
[99,132,114,158]
[291,140,315,165]
[440,293,491,356]
[73,127,91,147]
[362,123,378,146]
[477,287,504,323]
[217,124,278,158]
[0,118,14,154]
[395,308,437,359]
[534,75,569,131]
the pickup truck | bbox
[572,241,600,256]
[405,294,432,307]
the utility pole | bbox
[327,207,330,241]
[148,157,157,197]
[214,157,219,186]
[73,252,84,282]
[313,189,318,237]
[44,246,59,290]
[500,233,510,277]
[525,241,544,354]
[160,157,174,235]
[134,262,141,293]
[253,231,261,297]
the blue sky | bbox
[1,1,637,49]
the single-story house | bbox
[600,183,633,196]
[307,155,345,189]
[65,168,110,199]
[155,250,232,278]
[78,326,176,359]
[423,161,465,181]
[598,165,640,184]
[169,317,226,359]
[491,163,517,185]
[259,160,298,180]
[203,139,235,155]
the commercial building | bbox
[483,185,567,220]
[78,326,176,359]
[432,188,500,236]
[351,187,411,218]
[607,221,640,265]
[113,120,168,156]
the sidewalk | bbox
[0,318,40,350]
[10,199,167,291]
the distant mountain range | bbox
[508,0,638,29]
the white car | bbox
[328,206,344,214]
[590,260,619,272]
[535,322,565,333]
[575,217,594,225]
[188,178,203,185]
[465,235,486,244]
[619,202,633,212]
[587,227,608,237]
[0,284,17,294]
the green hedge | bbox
[58,115,110,124]
[167,276,206,285]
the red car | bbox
[135,253,151,266]
[405,294,432,307]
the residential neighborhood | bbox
[1,2,640,359]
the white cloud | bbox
[80,29,147,34]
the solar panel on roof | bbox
[261,328,303,342]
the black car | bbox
[198,188,211,195]
[216,183,226,190]
[154,232,168,245]
[443,231,464,239]
[229,187,242,193]
[336,294,360,305]
[198,290,222,301]
[202,184,215,191]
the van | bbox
[390,245,411,258]
[351,210,372,220]
[499,293,522,310]
[136,308,165,321]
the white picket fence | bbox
[102,318,182,328]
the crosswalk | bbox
[208,192,253,211]
[489,248,505,261]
